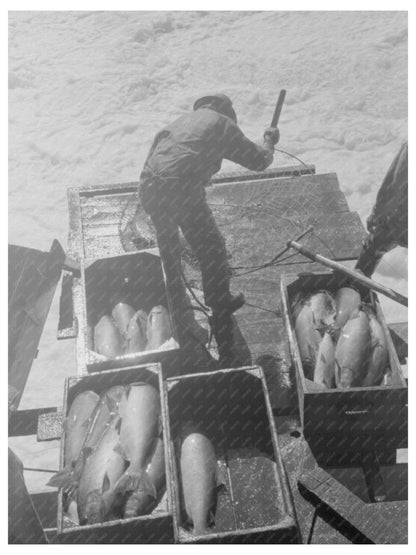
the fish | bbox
[80,386,127,462]
[362,309,389,387]
[125,310,148,354]
[124,437,166,518]
[47,386,126,492]
[334,310,371,388]
[77,416,126,524]
[47,391,99,490]
[180,432,220,536]
[294,303,322,380]
[146,305,172,351]
[65,499,79,525]
[305,291,336,329]
[94,315,124,358]
[114,383,160,504]
[313,331,335,388]
[112,302,136,339]
[334,287,361,330]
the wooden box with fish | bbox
[164,366,300,544]
[53,363,175,543]
[280,271,407,463]
[79,250,180,374]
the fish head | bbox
[84,490,107,524]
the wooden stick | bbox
[287,240,408,307]
[270,89,286,128]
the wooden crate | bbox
[56,364,174,543]
[164,366,299,544]
[280,271,408,460]
[79,250,180,374]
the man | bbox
[134,93,280,365]
[355,142,408,277]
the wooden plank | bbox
[221,211,365,269]
[8,240,65,408]
[299,467,408,544]
[67,188,83,260]
[208,172,341,203]
[210,164,316,184]
[9,407,58,437]
[57,272,77,339]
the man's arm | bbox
[367,142,408,232]
[222,122,279,172]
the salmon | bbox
[180,432,219,536]
[77,416,126,524]
[82,386,127,455]
[124,437,166,518]
[126,310,148,354]
[47,391,99,490]
[65,499,79,525]
[48,386,126,493]
[305,291,336,329]
[146,305,172,351]
[362,310,389,386]
[334,287,361,330]
[334,310,371,388]
[114,383,160,503]
[94,315,124,357]
[294,303,322,379]
[313,332,335,388]
[112,302,136,339]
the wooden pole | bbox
[270,89,286,128]
[287,240,408,307]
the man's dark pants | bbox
[140,183,235,361]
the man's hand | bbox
[264,127,280,145]
[366,210,378,233]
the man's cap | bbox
[193,93,237,123]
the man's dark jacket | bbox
[139,107,271,211]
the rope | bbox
[180,268,210,316]
[274,146,313,173]
[312,229,337,259]
[232,252,299,277]
[245,301,280,316]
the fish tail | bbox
[193,524,210,536]
[84,490,106,524]
[114,470,156,497]
[46,467,75,490]
[123,492,143,519]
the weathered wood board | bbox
[9,241,65,408]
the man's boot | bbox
[211,292,245,315]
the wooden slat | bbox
[210,164,316,184]
[8,407,58,437]
[222,211,365,269]
[8,241,65,408]
[299,467,408,544]
[57,272,77,339]
[208,172,341,203]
